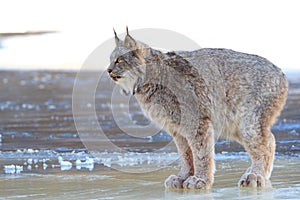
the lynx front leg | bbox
[165,134,193,189]
[183,118,215,189]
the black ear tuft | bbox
[126,26,129,35]
[113,27,120,45]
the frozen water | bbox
[0,71,299,199]
[15,165,23,174]
[58,156,72,171]
[289,129,299,136]
[75,157,94,171]
[0,149,251,175]
[27,158,33,165]
[4,165,15,174]
[272,123,300,131]
[3,164,23,174]
[1,156,300,199]
[43,163,48,170]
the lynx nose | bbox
[107,68,113,73]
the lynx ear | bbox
[113,28,121,45]
[124,26,148,58]
[124,26,137,49]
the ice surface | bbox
[272,123,300,131]
[1,149,253,174]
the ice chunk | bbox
[27,149,35,154]
[43,163,48,170]
[58,156,72,171]
[48,105,56,110]
[27,158,33,165]
[15,165,23,174]
[4,165,15,174]
[76,159,82,165]
[58,156,63,163]
[3,165,23,174]
[75,159,82,170]
[85,157,94,165]
[60,161,72,171]
[75,157,94,171]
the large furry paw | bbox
[164,175,184,189]
[182,176,209,189]
[239,173,266,188]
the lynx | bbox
[107,28,288,189]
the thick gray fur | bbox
[107,29,288,189]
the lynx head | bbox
[108,27,149,95]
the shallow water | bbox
[1,157,300,200]
[0,71,300,199]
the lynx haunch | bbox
[107,28,288,189]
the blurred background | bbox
[0,0,299,72]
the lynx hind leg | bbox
[239,87,286,188]
[165,134,193,189]
[239,129,276,188]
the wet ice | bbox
[0,71,299,199]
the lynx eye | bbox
[115,57,124,64]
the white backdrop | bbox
[0,0,299,71]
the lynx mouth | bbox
[109,74,122,82]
